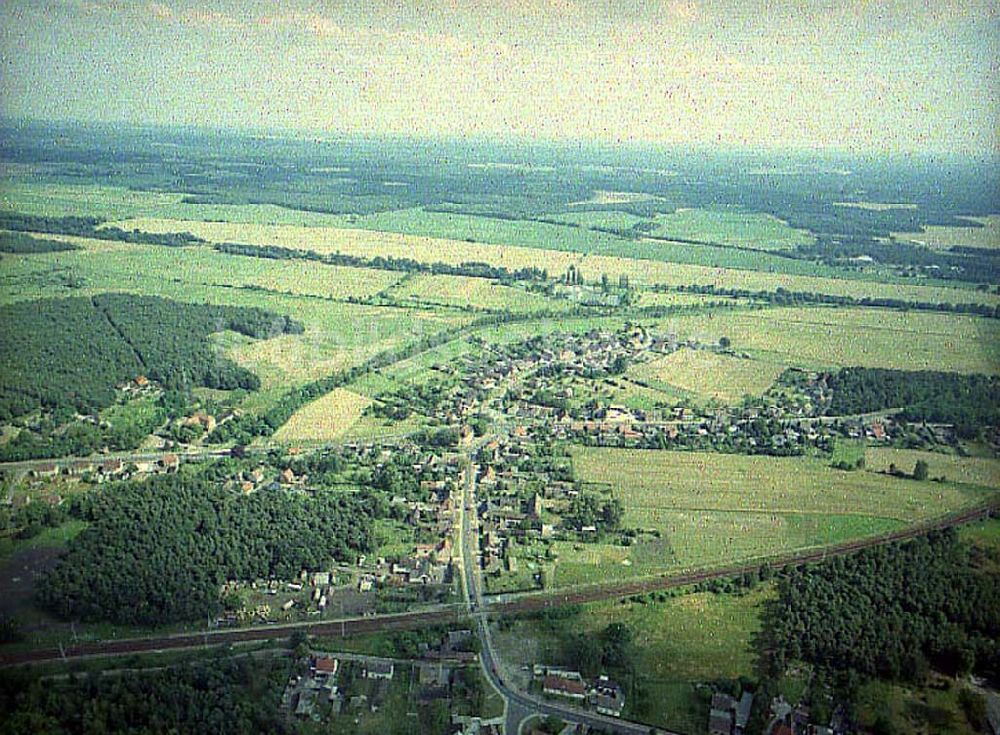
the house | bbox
[709,692,736,735]
[734,691,753,734]
[159,454,180,472]
[363,660,394,680]
[311,656,338,678]
[279,468,296,484]
[542,675,586,700]
[590,676,625,717]
[31,463,59,479]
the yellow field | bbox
[387,273,562,312]
[273,388,372,443]
[865,448,1000,489]
[653,307,1000,374]
[109,217,1000,308]
[630,348,784,402]
[893,215,1000,251]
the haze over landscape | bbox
[2,0,999,151]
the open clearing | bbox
[573,447,990,521]
[865,448,1000,489]
[629,348,784,403]
[273,388,372,443]
[893,215,1000,251]
[546,447,998,588]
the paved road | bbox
[458,441,677,735]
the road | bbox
[458,440,678,735]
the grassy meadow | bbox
[629,348,785,403]
[112,216,1000,308]
[543,447,999,589]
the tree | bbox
[913,460,929,481]
[719,336,731,349]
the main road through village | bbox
[2,431,996,734]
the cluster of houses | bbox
[766,695,851,735]
[535,666,626,718]
[708,690,753,735]
[282,654,396,721]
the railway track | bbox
[1,500,994,668]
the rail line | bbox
[1,500,994,668]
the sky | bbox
[1,0,997,153]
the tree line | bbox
[214,240,548,283]
[0,211,205,247]
[670,283,1000,319]
[0,230,78,253]
[823,367,1000,437]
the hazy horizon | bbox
[2,0,998,155]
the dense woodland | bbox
[0,230,78,253]
[761,530,1000,684]
[0,656,291,735]
[0,294,301,422]
[823,368,1000,435]
[37,473,377,625]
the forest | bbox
[36,473,378,625]
[0,294,301,422]
[0,230,78,253]
[760,530,1000,684]
[0,656,292,735]
[823,368,1000,435]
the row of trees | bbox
[0,231,78,253]
[671,283,1000,320]
[37,473,376,625]
[0,211,204,247]
[214,241,547,283]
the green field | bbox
[272,388,372,443]
[497,586,771,733]
[551,447,997,588]
[653,307,1000,374]
[649,208,816,251]
[893,214,1000,251]
[865,448,1000,489]
[114,216,1000,308]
